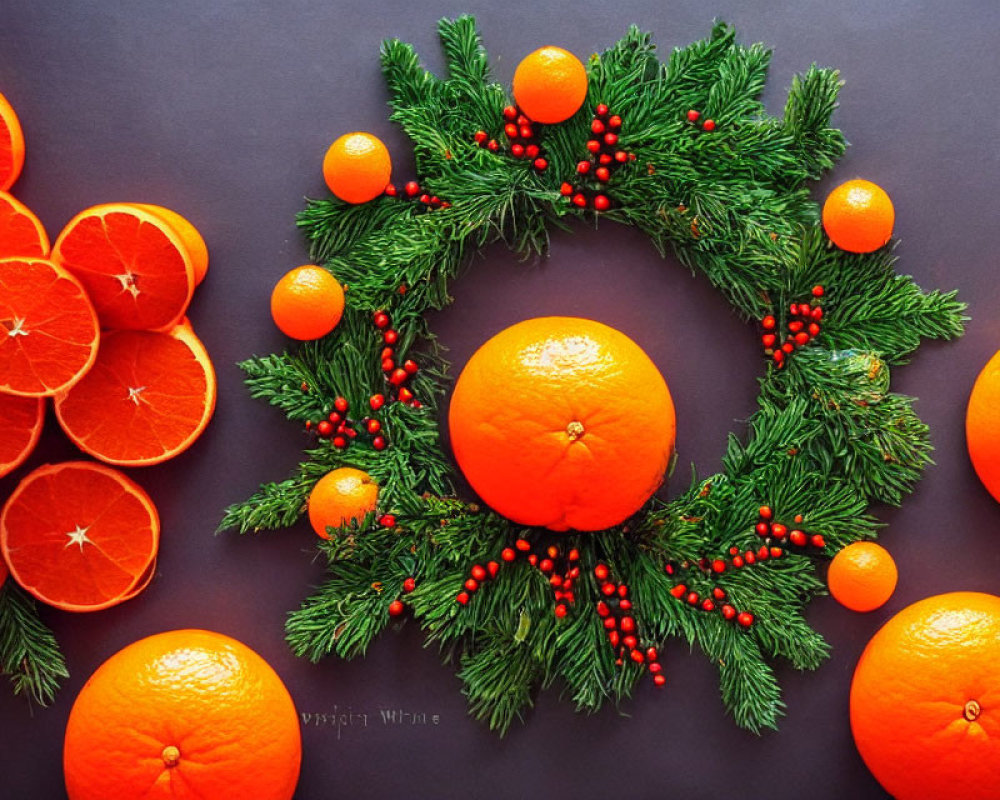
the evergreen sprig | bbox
[0,582,68,706]
[223,16,965,735]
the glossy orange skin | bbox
[0,257,100,397]
[449,317,675,531]
[54,322,217,466]
[52,203,195,331]
[0,461,159,611]
[851,592,1000,800]
[323,132,392,204]
[308,467,378,538]
[0,394,44,478]
[967,349,1000,502]
[822,179,894,253]
[512,46,588,124]
[270,265,345,340]
[0,91,25,191]
[64,629,302,800]
[827,542,897,612]
[0,191,49,257]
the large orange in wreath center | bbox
[449,317,675,531]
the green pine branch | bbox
[0,583,68,706]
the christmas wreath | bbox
[223,17,965,734]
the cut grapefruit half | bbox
[0,191,49,257]
[0,91,25,191]
[0,256,100,397]
[0,394,44,478]
[54,321,216,466]
[52,203,195,330]
[0,461,160,612]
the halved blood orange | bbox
[0,191,49,257]
[0,91,25,192]
[0,256,100,397]
[0,394,44,478]
[127,203,209,286]
[54,321,216,466]
[0,461,160,612]
[51,203,195,331]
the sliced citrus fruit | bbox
[0,256,100,397]
[0,461,159,612]
[54,322,216,466]
[127,203,208,285]
[0,394,44,478]
[51,203,195,330]
[0,191,49,257]
[0,91,25,192]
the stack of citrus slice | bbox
[0,89,216,615]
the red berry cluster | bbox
[560,104,635,212]
[761,285,825,368]
[753,506,825,550]
[473,106,548,172]
[372,309,421,411]
[455,557,501,605]
[685,108,716,132]
[666,557,757,628]
[387,575,417,617]
[593,563,665,686]
[384,180,451,210]
[304,395,373,451]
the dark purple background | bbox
[2,1,999,797]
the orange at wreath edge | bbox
[967,348,1000,502]
[448,316,675,531]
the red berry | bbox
[586,139,601,153]
[595,104,609,117]
[810,534,826,548]
[649,662,663,674]
[782,342,795,354]
[702,119,716,131]
[812,285,824,297]
[404,181,420,197]
[762,315,776,330]
[501,548,516,562]
[770,547,784,558]
[761,333,777,348]
[503,106,518,121]
[604,617,617,630]
[645,647,658,661]
[630,650,645,664]
[369,394,385,410]
[539,559,554,573]
[471,565,487,581]
[596,601,610,617]
[755,522,770,537]
[568,549,580,562]
[617,584,628,599]
[653,674,667,687]
[594,564,609,581]
[788,320,804,333]
[487,140,499,152]
[373,311,390,328]
[744,551,756,565]
[772,349,785,363]
[608,115,622,129]
[737,612,754,628]
[771,523,787,539]
[598,153,612,165]
[757,546,770,560]
[372,436,387,451]
[487,561,500,577]
[619,598,632,611]
[615,150,628,163]
[794,332,810,346]
[546,545,558,559]
[381,358,394,372]
[623,635,638,650]
[515,539,531,552]
[533,158,548,171]
[593,195,610,212]
[711,559,726,573]
[519,125,532,139]
[608,630,620,647]
[686,109,700,122]
[603,132,618,147]
[620,616,636,633]
[759,506,773,519]
[332,435,347,449]
[595,166,610,182]
[789,530,807,547]
[713,587,726,600]
[729,547,740,556]
[397,387,415,404]
[504,123,518,139]
[799,303,812,317]
[525,144,539,159]
[510,143,525,158]
[390,368,408,386]
[402,360,418,375]
[808,323,821,337]
[811,307,824,321]
[384,184,398,197]
[516,115,530,127]
[554,604,568,619]
[794,514,804,523]
[732,556,744,568]
[403,577,416,593]
[317,420,333,437]
[389,600,404,616]
[334,396,349,413]
[722,604,737,620]
[464,578,479,592]
[572,193,587,208]
[366,419,381,435]
[591,119,606,134]
[560,182,573,196]
[576,161,590,174]
[418,194,432,205]
[601,583,616,597]
[701,599,716,612]
[383,329,398,345]
[670,584,687,598]
[456,592,469,605]
[380,514,396,527]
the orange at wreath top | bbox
[448,316,675,531]
[851,592,1000,800]
[63,629,301,800]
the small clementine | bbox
[63,629,301,800]
[827,541,897,612]
[851,592,1000,800]
[323,132,392,204]
[512,46,588,124]
[449,317,675,531]
[967,348,1000,502]
[270,264,345,340]
[822,178,894,253]
[308,466,378,538]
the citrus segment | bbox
[0,257,100,397]
[0,394,44,478]
[52,203,195,330]
[827,541,897,612]
[0,191,49,257]
[449,317,675,531]
[308,467,378,538]
[322,132,392,204]
[822,179,894,253]
[0,461,159,612]
[0,91,25,191]
[128,203,209,285]
[512,46,588,124]
[54,323,216,466]
[63,629,302,800]
[851,592,1000,800]
[270,264,345,340]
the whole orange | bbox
[512,46,588,124]
[270,264,345,340]
[850,592,1000,800]
[308,466,378,538]
[322,132,392,204]
[967,349,1000,502]
[827,541,897,612]
[822,178,894,253]
[449,317,675,531]
[63,629,301,800]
